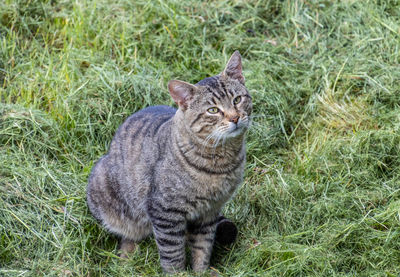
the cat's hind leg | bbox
[87,157,152,252]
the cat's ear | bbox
[168,80,197,109]
[222,51,245,84]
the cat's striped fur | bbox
[87,51,252,273]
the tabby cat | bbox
[87,51,252,273]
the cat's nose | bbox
[228,115,240,124]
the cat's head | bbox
[168,51,252,144]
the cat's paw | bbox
[117,238,136,259]
[215,216,238,246]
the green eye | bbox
[207,107,219,114]
[233,96,242,105]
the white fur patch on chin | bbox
[224,123,246,138]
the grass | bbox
[1,0,400,276]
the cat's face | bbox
[187,76,251,142]
[169,51,252,144]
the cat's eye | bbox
[207,107,220,114]
[233,96,242,105]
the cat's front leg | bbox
[148,202,187,273]
[187,216,218,272]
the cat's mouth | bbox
[224,121,247,138]
[204,119,249,145]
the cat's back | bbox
[117,105,176,134]
[108,105,176,153]
[133,105,176,117]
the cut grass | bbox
[1,0,400,276]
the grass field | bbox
[1,0,400,276]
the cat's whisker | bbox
[211,132,225,157]
[204,129,219,146]
[211,130,223,147]
[200,128,222,157]
[250,114,269,119]
[212,132,224,149]
[248,121,268,131]
[222,136,227,146]
[203,126,228,158]
[203,131,216,146]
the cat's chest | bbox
[196,172,240,197]
[185,169,243,220]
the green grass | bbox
[1,0,400,276]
